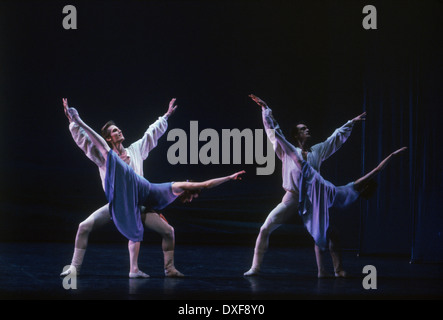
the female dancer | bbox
[64,104,245,273]
[61,98,184,278]
[245,94,365,278]
[263,103,407,277]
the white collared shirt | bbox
[262,108,354,193]
[69,116,168,189]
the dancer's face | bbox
[106,125,125,145]
[295,124,310,143]
[179,190,200,203]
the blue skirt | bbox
[332,183,360,209]
[298,161,359,250]
[144,182,177,211]
[105,150,177,241]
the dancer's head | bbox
[101,120,125,148]
[291,123,311,148]
[178,189,201,203]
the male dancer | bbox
[64,104,246,277]
[61,98,183,278]
[262,103,407,275]
[245,94,366,278]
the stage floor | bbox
[0,242,442,300]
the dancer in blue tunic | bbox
[263,105,407,276]
[65,105,245,267]
[246,94,366,278]
[61,98,184,278]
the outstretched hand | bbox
[352,112,367,123]
[62,98,72,122]
[165,98,178,119]
[62,98,79,122]
[229,170,246,181]
[249,94,268,109]
[391,146,407,156]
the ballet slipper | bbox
[60,265,80,277]
[165,268,185,278]
[244,267,261,277]
[129,270,150,279]
[244,248,265,276]
[164,250,185,277]
[334,270,348,278]
[60,248,85,277]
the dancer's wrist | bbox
[67,107,80,122]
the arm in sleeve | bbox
[131,116,168,160]
[69,122,106,167]
[312,120,354,161]
[262,107,286,160]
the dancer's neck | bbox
[296,140,307,151]
[112,143,126,156]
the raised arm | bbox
[248,94,303,168]
[63,98,110,160]
[314,111,366,161]
[64,98,107,167]
[249,94,286,159]
[63,98,73,123]
[351,112,366,123]
[131,98,178,159]
[163,98,178,120]
[172,170,245,194]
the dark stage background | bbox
[0,1,442,262]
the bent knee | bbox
[78,220,93,234]
[160,225,175,240]
[260,223,275,236]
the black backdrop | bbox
[0,0,442,262]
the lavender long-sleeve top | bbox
[262,107,354,194]
[69,116,168,189]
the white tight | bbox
[254,191,299,255]
[74,204,175,251]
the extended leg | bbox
[354,147,407,192]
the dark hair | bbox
[101,120,116,148]
[177,180,202,203]
[291,122,307,142]
[177,189,202,203]
[291,126,301,142]
[359,179,378,200]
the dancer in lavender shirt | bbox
[63,102,245,277]
[61,98,184,278]
[263,103,406,276]
[245,94,366,278]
